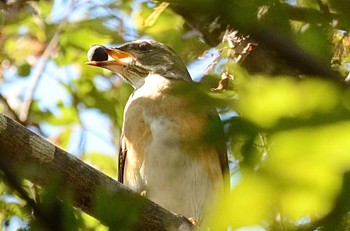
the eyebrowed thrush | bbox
[86,40,228,223]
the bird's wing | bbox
[207,110,229,187]
[118,134,127,183]
[180,81,230,187]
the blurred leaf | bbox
[327,0,350,14]
[60,28,110,51]
[46,107,79,125]
[77,212,108,231]
[76,19,117,39]
[17,63,31,77]
[30,181,78,231]
[296,0,319,8]
[295,24,333,63]
[33,1,53,19]
[29,101,58,124]
[236,76,341,128]
[133,2,208,62]
[57,27,111,66]
[266,121,350,219]
[0,10,4,26]
[4,36,44,63]
[210,120,350,229]
[93,186,145,231]
[81,152,117,178]
[143,2,169,27]
[49,127,73,150]
[208,171,273,229]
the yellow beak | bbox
[85,48,134,67]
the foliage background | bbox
[1,0,350,230]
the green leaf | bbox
[46,107,79,126]
[60,28,110,51]
[17,63,31,77]
[236,76,341,128]
[207,172,273,229]
[267,121,350,219]
[54,128,73,150]
[81,152,117,178]
[295,24,332,63]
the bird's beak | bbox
[85,48,135,67]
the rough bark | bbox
[0,113,193,231]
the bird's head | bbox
[86,40,192,88]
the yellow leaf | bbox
[207,171,273,229]
[143,2,170,27]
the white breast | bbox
[123,74,219,220]
[142,114,214,220]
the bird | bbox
[86,39,228,223]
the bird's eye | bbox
[138,42,150,51]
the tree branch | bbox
[165,0,345,81]
[0,113,193,231]
[168,1,346,46]
[19,22,64,123]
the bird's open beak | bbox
[85,48,135,67]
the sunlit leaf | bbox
[60,28,111,51]
[132,2,207,62]
[266,121,350,219]
[236,77,340,127]
[81,152,117,178]
[46,107,79,125]
[49,127,73,149]
[143,2,170,27]
[78,212,109,231]
[207,171,273,229]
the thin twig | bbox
[19,23,65,123]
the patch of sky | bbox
[35,62,73,110]
[2,216,28,231]
[79,108,117,156]
[345,63,350,72]
[50,0,117,23]
[188,47,220,82]
[287,0,297,6]
[41,112,116,157]
[0,195,20,204]
[93,75,113,91]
